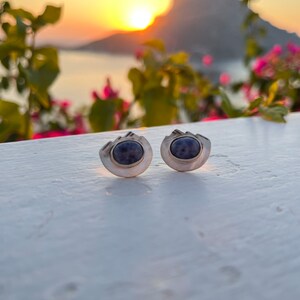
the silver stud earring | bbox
[160,130,211,172]
[100,132,153,178]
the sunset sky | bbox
[11,0,300,46]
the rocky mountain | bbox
[77,0,300,60]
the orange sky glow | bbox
[11,0,300,46]
[12,0,173,45]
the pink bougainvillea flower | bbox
[287,42,300,54]
[219,72,231,86]
[242,83,252,99]
[271,44,282,56]
[91,90,100,101]
[113,112,122,130]
[59,100,71,109]
[253,57,268,75]
[51,99,71,109]
[122,100,130,112]
[102,77,119,99]
[242,83,261,101]
[31,111,40,121]
[73,114,87,134]
[135,49,144,60]
[202,54,213,67]
[202,116,223,122]
[202,109,227,122]
[33,130,69,139]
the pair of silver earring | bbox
[100,130,211,178]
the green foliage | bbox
[259,105,289,123]
[223,81,289,123]
[0,1,62,141]
[0,1,294,143]
[240,0,266,66]
[89,97,123,132]
[0,99,25,142]
[88,39,291,135]
[127,40,218,127]
[219,89,243,118]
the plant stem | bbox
[24,96,32,139]
[24,32,36,140]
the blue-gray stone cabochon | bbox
[170,137,201,160]
[112,141,144,165]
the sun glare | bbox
[91,0,173,33]
[128,7,154,30]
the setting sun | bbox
[128,7,154,30]
[97,0,173,33]
[12,0,173,43]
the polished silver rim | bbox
[100,132,153,178]
[160,129,211,172]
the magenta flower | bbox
[72,114,87,134]
[122,100,130,112]
[242,84,260,101]
[135,49,144,60]
[51,99,71,110]
[31,111,40,121]
[202,108,227,122]
[202,116,223,122]
[253,57,268,75]
[91,90,100,101]
[219,73,231,86]
[202,54,213,67]
[33,130,69,139]
[102,77,119,99]
[287,42,300,54]
[271,44,282,56]
[59,100,71,109]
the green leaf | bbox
[0,77,9,90]
[16,76,26,93]
[231,81,244,93]
[89,99,122,132]
[0,99,24,142]
[219,88,243,118]
[142,87,177,126]
[7,8,35,21]
[36,5,62,26]
[29,91,50,109]
[266,81,279,105]
[2,22,10,34]
[0,99,19,116]
[34,47,59,67]
[142,49,161,69]
[2,2,10,10]
[25,47,60,107]
[14,17,27,37]
[244,12,259,27]
[246,38,262,59]
[259,105,289,123]
[0,40,26,60]
[143,39,166,53]
[169,52,189,64]
[128,68,144,98]
[175,64,195,83]
[1,56,10,69]
[248,97,263,110]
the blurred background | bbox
[0,0,299,141]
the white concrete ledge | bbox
[1,113,300,300]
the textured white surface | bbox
[1,114,300,300]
